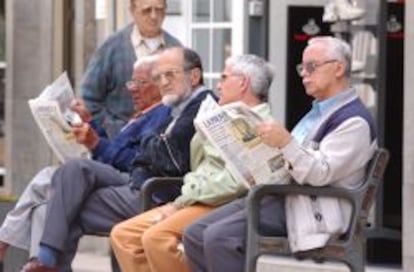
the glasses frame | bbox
[296,59,338,76]
[125,79,150,90]
[219,73,244,83]
[152,67,194,85]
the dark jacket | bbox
[90,104,171,172]
[129,89,216,197]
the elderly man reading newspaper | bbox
[182,36,377,272]
[110,54,288,272]
[0,55,170,265]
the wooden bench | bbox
[245,148,389,272]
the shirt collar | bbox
[171,85,208,119]
[311,88,354,116]
[131,25,166,50]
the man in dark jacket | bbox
[21,47,214,272]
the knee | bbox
[141,227,160,253]
[110,221,129,249]
[203,224,225,251]
[182,222,202,250]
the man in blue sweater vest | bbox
[182,36,378,272]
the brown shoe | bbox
[20,258,58,272]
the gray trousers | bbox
[0,166,57,257]
[39,159,141,272]
[182,196,287,272]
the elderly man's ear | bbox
[190,68,202,86]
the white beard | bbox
[162,94,180,106]
[162,80,193,106]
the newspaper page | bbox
[195,95,289,188]
[28,72,90,163]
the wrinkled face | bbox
[217,64,245,105]
[126,65,161,111]
[298,43,340,101]
[130,0,166,38]
[152,49,192,106]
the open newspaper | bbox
[194,95,289,188]
[28,72,90,163]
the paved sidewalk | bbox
[73,252,402,272]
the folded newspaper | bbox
[28,72,90,163]
[194,95,289,188]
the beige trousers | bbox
[110,204,215,272]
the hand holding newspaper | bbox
[194,95,289,188]
[28,72,90,163]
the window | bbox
[187,0,246,89]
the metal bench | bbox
[245,148,389,272]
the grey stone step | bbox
[257,255,402,272]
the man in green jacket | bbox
[109,54,287,272]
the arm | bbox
[92,106,170,171]
[173,134,246,208]
[80,47,110,126]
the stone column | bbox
[5,0,56,195]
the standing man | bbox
[81,0,181,137]
[182,36,378,272]
[20,47,213,272]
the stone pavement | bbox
[73,246,402,272]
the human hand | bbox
[72,122,99,149]
[256,120,292,148]
[70,99,92,122]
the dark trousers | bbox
[182,196,287,272]
[40,159,142,272]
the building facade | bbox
[2,0,413,270]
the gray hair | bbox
[225,54,274,102]
[133,54,159,76]
[308,36,352,77]
[130,0,167,6]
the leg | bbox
[0,166,56,252]
[58,185,141,272]
[110,207,164,272]
[182,198,246,272]
[183,196,287,272]
[40,159,129,252]
[29,204,47,258]
[204,196,287,272]
[143,204,215,272]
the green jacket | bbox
[174,103,273,208]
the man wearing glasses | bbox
[20,47,213,272]
[182,36,377,272]
[0,55,170,268]
[81,0,181,138]
[109,54,280,272]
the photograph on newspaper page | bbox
[28,72,90,163]
[195,97,289,188]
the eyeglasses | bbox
[219,73,244,83]
[152,68,191,85]
[140,6,165,16]
[125,79,149,90]
[296,59,338,76]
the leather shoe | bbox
[20,258,58,272]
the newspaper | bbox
[194,95,289,188]
[28,72,90,163]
